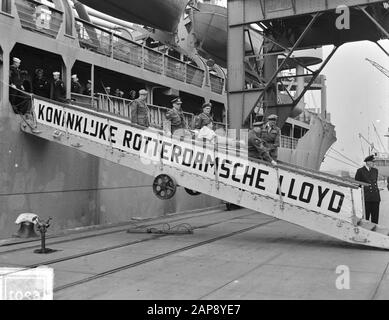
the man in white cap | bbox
[248,121,276,165]
[9,57,26,111]
[131,89,150,127]
[50,71,66,102]
[261,114,281,160]
[71,74,82,94]
[355,155,381,223]
[9,57,23,90]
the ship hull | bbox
[0,103,219,239]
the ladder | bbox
[20,96,389,249]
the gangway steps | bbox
[358,220,377,231]
[18,96,389,250]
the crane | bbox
[366,58,389,79]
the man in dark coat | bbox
[194,102,214,129]
[248,121,276,165]
[32,68,50,98]
[165,97,188,135]
[50,71,66,102]
[355,155,381,223]
[260,114,281,160]
[131,89,150,127]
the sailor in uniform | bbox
[71,74,82,94]
[355,155,381,223]
[194,102,214,129]
[50,71,66,102]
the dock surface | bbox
[2,193,389,300]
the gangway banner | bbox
[32,98,364,222]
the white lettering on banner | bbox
[33,99,363,220]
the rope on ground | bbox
[127,223,193,235]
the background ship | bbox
[0,0,335,238]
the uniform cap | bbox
[267,114,278,120]
[71,74,78,79]
[364,155,375,162]
[171,97,182,104]
[139,89,148,95]
[106,87,111,90]
[87,80,92,84]
[202,102,212,109]
[13,57,21,63]
[53,71,60,76]
[252,121,264,127]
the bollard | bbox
[32,217,55,254]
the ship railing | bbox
[93,93,195,129]
[73,18,209,93]
[70,92,98,109]
[210,73,225,94]
[164,55,185,82]
[186,64,205,87]
[75,18,112,56]
[280,135,299,150]
[14,0,63,38]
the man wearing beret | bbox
[165,97,188,135]
[131,89,150,127]
[248,121,276,165]
[355,155,381,223]
[194,102,214,130]
[261,114,281,160]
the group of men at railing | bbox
[9,57,67,113]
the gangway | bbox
[19,95,389,249]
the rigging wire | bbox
[328,147,360,167]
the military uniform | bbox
[194,112,213,130]
[9,65,24,109]
[248,130,273,162]
[355,164,381,223]
[32,77,50,98]
[71,81,82,94]
[10,65,23,89]
[166,108,187,133]
[261,122,281,160]
[50,79,66,102]
[131,99,150,127]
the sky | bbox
[318,40,389,172]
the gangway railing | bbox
[19,95,389,250]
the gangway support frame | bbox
[19,97,389,250]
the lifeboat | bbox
[78,0,188,32]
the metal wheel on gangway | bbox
[152,174,177,200]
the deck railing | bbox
[280,135,299,150]
[210,73,224,94]
[73,18,213,94]
[15,0,63,38]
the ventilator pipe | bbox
[13,213,39,238]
